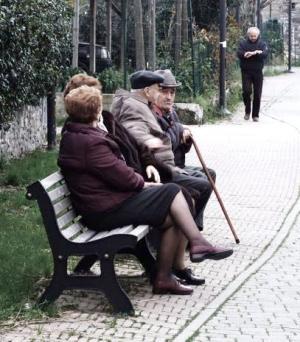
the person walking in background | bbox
[237,27,268,122]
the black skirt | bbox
[82,183,181,231]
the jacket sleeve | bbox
[172,111,192,153]
[260,41,268,59]
[86,137,144,191]
[237,39,246,59]
[118,102,156,144]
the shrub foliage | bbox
[0,0,73,123]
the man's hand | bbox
[244,51,254,58]
[244,50,262,58]
[143,181,162,188]
[146,165,160,183]
[182,128,192,143]
[146,137,164,149]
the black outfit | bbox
[155,108,216,230]
[237,37,268,118]
[83,183,180,231]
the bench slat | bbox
[130,225,150,240]
[48,184,69,202]
[57,210,77,229]
[72,229,98,243]
[40,171,64,190]
[61,222,84,240]
[89,225,134,242]
[53,197,72,215]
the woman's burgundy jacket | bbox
[58,121,145,215]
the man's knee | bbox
[208,168,216,182]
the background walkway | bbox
[1,69,300,342]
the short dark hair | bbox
[64,85,102,124]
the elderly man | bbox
[152,69,216,232]
[112,70,213,232]
[111,70,218,285]
[237,26,268,122]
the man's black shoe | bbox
[173,267,205,286]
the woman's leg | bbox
[167,191,233,262]
[173,236,187,270]
[169,191,211,245]
[153,225,193,295]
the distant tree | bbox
[134,0,146,69]
[174,0,183,67]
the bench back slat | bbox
[53,197,72,215]
[48,184,69,202]
[61,222,85,240]
[57,209,77,229]
[40,171,64,190]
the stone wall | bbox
[0,99,47,160]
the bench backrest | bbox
[26,171,150,247]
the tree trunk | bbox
[174,0,182,68]
[47,89,56,150]
[72,0,80,68]
[106,0,112,53]
[134,0,145,70]
[89,0,97,73]
[147,0,156,70]
[181,0,188,46]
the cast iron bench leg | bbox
[38,257,67,306]
[100,257,134,314]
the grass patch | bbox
[0,149,59,322]
[264,65,286,77]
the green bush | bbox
[97,67,124,93]
[262,19,284,65]
[0,0,73,123]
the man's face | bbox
[144,84,161,103]
[155,87,176,112]
[248,31,259,42]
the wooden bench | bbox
[26,170,156,313]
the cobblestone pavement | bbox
[1,69,300,342]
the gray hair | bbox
[247,27,260,36]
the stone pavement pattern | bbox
[183,68,300,341]
[1,69,300,341]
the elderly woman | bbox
[58,85,233,295]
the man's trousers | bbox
[241,70,263,118]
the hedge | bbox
[0,0,73,123]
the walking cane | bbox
[190,136,240,244]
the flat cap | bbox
[130,70,164,89]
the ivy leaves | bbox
[0,0,73,123]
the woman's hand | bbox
[146,165,161,183]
